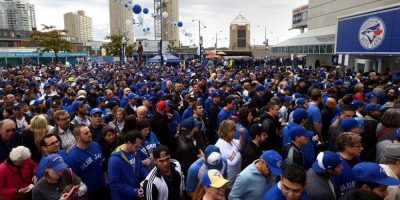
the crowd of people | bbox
[0,60,399,200]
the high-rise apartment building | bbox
[64,10,93,43]
[109,0,134,44]
[154,0,180,47]
[0,0,36,31]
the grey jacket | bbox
[306,168,337,200]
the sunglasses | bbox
[6,129,16,132]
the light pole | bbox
[120,36,127,65]
[192,19,206,64]
[215,30,223,50]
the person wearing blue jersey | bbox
[234,107,252,143]
[66,124,110,200]
[307,89,323,144]
[108,130,148,200]
[306,151,343,200]
[186,145,228,198]
[262,163,308,200]
[136,119,160,171]
[332,132,362,197]
[217,96,235,125]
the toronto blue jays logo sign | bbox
[359,17,385,50]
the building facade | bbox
[272,0,399,71]
[154,0,180,47]
[229,15,251,51]
[64,10,93,43]
[109,0,134,44]
[0,0,36,31]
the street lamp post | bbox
[158,0,169,66]
[120,36,127,66]
[192,19,206,64]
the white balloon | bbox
[162,12,169,18]
[187,33,192,37]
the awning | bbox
[274,25,336,47]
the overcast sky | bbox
[33,0,308,48]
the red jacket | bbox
[0,159,37,200]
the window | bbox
[238,30,246,38]
[313,45,319,54]
[238,39,246,47]
[308,46,313,53]
[327,45,333,53]
[320,45,326,54]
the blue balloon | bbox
[143,28,146,32]
[177,21,183,27]
[124,3,129,8]
[147,27,150,31]
[143,8,149,14]
[132,4,142,14]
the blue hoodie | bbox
[108,145,148,200]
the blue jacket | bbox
[35,150,68,180]
[140,132,160,159]
[66,142,106,193]
[108,145,148,200]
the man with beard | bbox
[66,124,110,200]
[142,146,185,200]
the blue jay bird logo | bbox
[361,23,382,44]
[359,17,385,50]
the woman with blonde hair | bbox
[22,114,54,162]
[215,120,245,192]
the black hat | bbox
[153,145,170,159]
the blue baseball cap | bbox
[365,103,380,113]
[181,118,201,130]
[365,92,377,100]
[289,125,313,138]
[127,93,136,100]
[352,162,400,186]
[256,85,266,92]
[90,108,102,116]
[283,96,293,103]
[71,101,84,111]
[211,92,220,98]
[292,108,309,123]
[261,150,283,176]
[165,100,173,106]
[44,154,68,173]
[351,100,364,108]
[340,118,363,132]
[96,96,106,103]
[143,94,152,101]
[312,151,342,173]
[204,145,224,172]
[295,97,307,106]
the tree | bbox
[102,35,134,57]
[30,25,72,62]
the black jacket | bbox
[306,169,337,200]
[151,112,174,153]
[207,102,220,144]
[175,135,199,178]
[261,113,282,152]
[241,141,262,170]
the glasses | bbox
[351,145,362,149]
[46,140,59,146]
[6,128,16,132]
